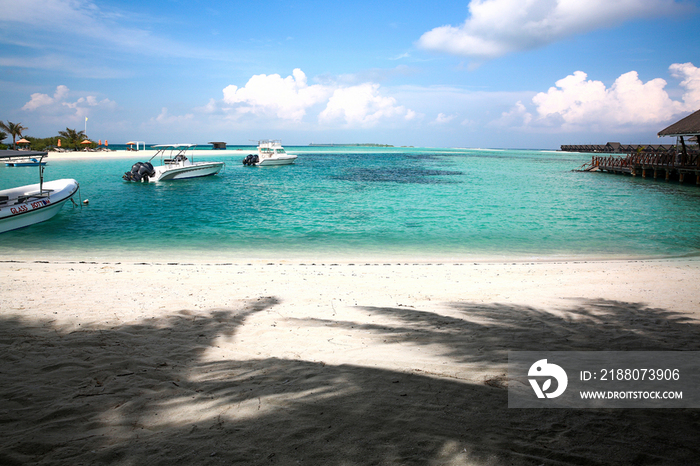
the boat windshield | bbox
[150,144,196,164]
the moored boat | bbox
[243,140,297,166]
[0,150,79,233]
[5,157,47,167]
[123,144,225,182]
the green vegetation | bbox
[25,136,63,151]
[0,121,27,149]
[0,119,99,151]
[57,128,89,151]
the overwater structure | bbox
[580,109,700,184]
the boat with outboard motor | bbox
[0,150,79,234]
[123,144,224,182]
[242,140,297,166]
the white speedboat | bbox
[0,150,79,234]
[242,140,297,166]
[123,144,224,182]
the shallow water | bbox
[2,147,700,261]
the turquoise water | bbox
[2,147,700,261]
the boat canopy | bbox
[151,144,197,149]
[0,150,50,193]
[0,150,48,159]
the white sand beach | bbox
[45,149,256,161]
[2,257,700,464]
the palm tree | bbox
[57,128,86,151]
[0,121,28,149]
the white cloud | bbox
[319,83,414,127]
[54,85,69,100]
[23,93,55,111]
[499,62,699,132]
[493,101,533,127]
[22,85,70,110]
[21,85,116,117]
[0,0,223,62]
[432,113,458,124]
[390,52,411,61]
[670,62,700,109]
[417,0,688,61]
[220,69,416,127]
[196,98,221,115]
[1,0,91,25]
[1,0,132,49]
[153,107,193,124]
[532,70,682,130]
[223,69,330,121]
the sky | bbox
[1,0,699,149]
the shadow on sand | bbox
[1,297,699,465]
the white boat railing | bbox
[150,144,197,165]
[0,150,49,195]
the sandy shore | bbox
[2,257,700,465]
[45,149,256,161]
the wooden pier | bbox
[579,108,700,185]
[562,142,674,153]
[585,151,700,184]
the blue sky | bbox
[1,0,699,149]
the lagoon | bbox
[1,146,699,262]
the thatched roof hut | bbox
[658,109,700,166]
[658,109,700,139]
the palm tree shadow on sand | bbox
[1,297,700,465]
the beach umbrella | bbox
[99,139,102,146]
[81,139,93,145]
[105,140,108,147]
[58,139,61,147]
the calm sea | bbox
[2,146,700,262]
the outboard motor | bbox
[123,161,156,181]
[242,154,259,166]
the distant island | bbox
[308,143,395,147]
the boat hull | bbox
[257,155,297,166]
[152,162,224,181]
[244,140,297,166]
[12,162,47,167]
[0,179,79,233]
[5,159,47,167]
